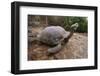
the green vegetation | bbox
[28,15,88,33]
[63,16,88,33]
[47,16,88,33]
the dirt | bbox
[28,27,88,61]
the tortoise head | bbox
[70,23,79,32]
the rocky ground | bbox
[28,27,88,61]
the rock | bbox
[28,33,88,60]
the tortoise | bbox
[37,23,79,54]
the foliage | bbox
[63,16,88,33]
[28,15,88,33]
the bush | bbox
[63,16,88,33]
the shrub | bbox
[63,16,88,33]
